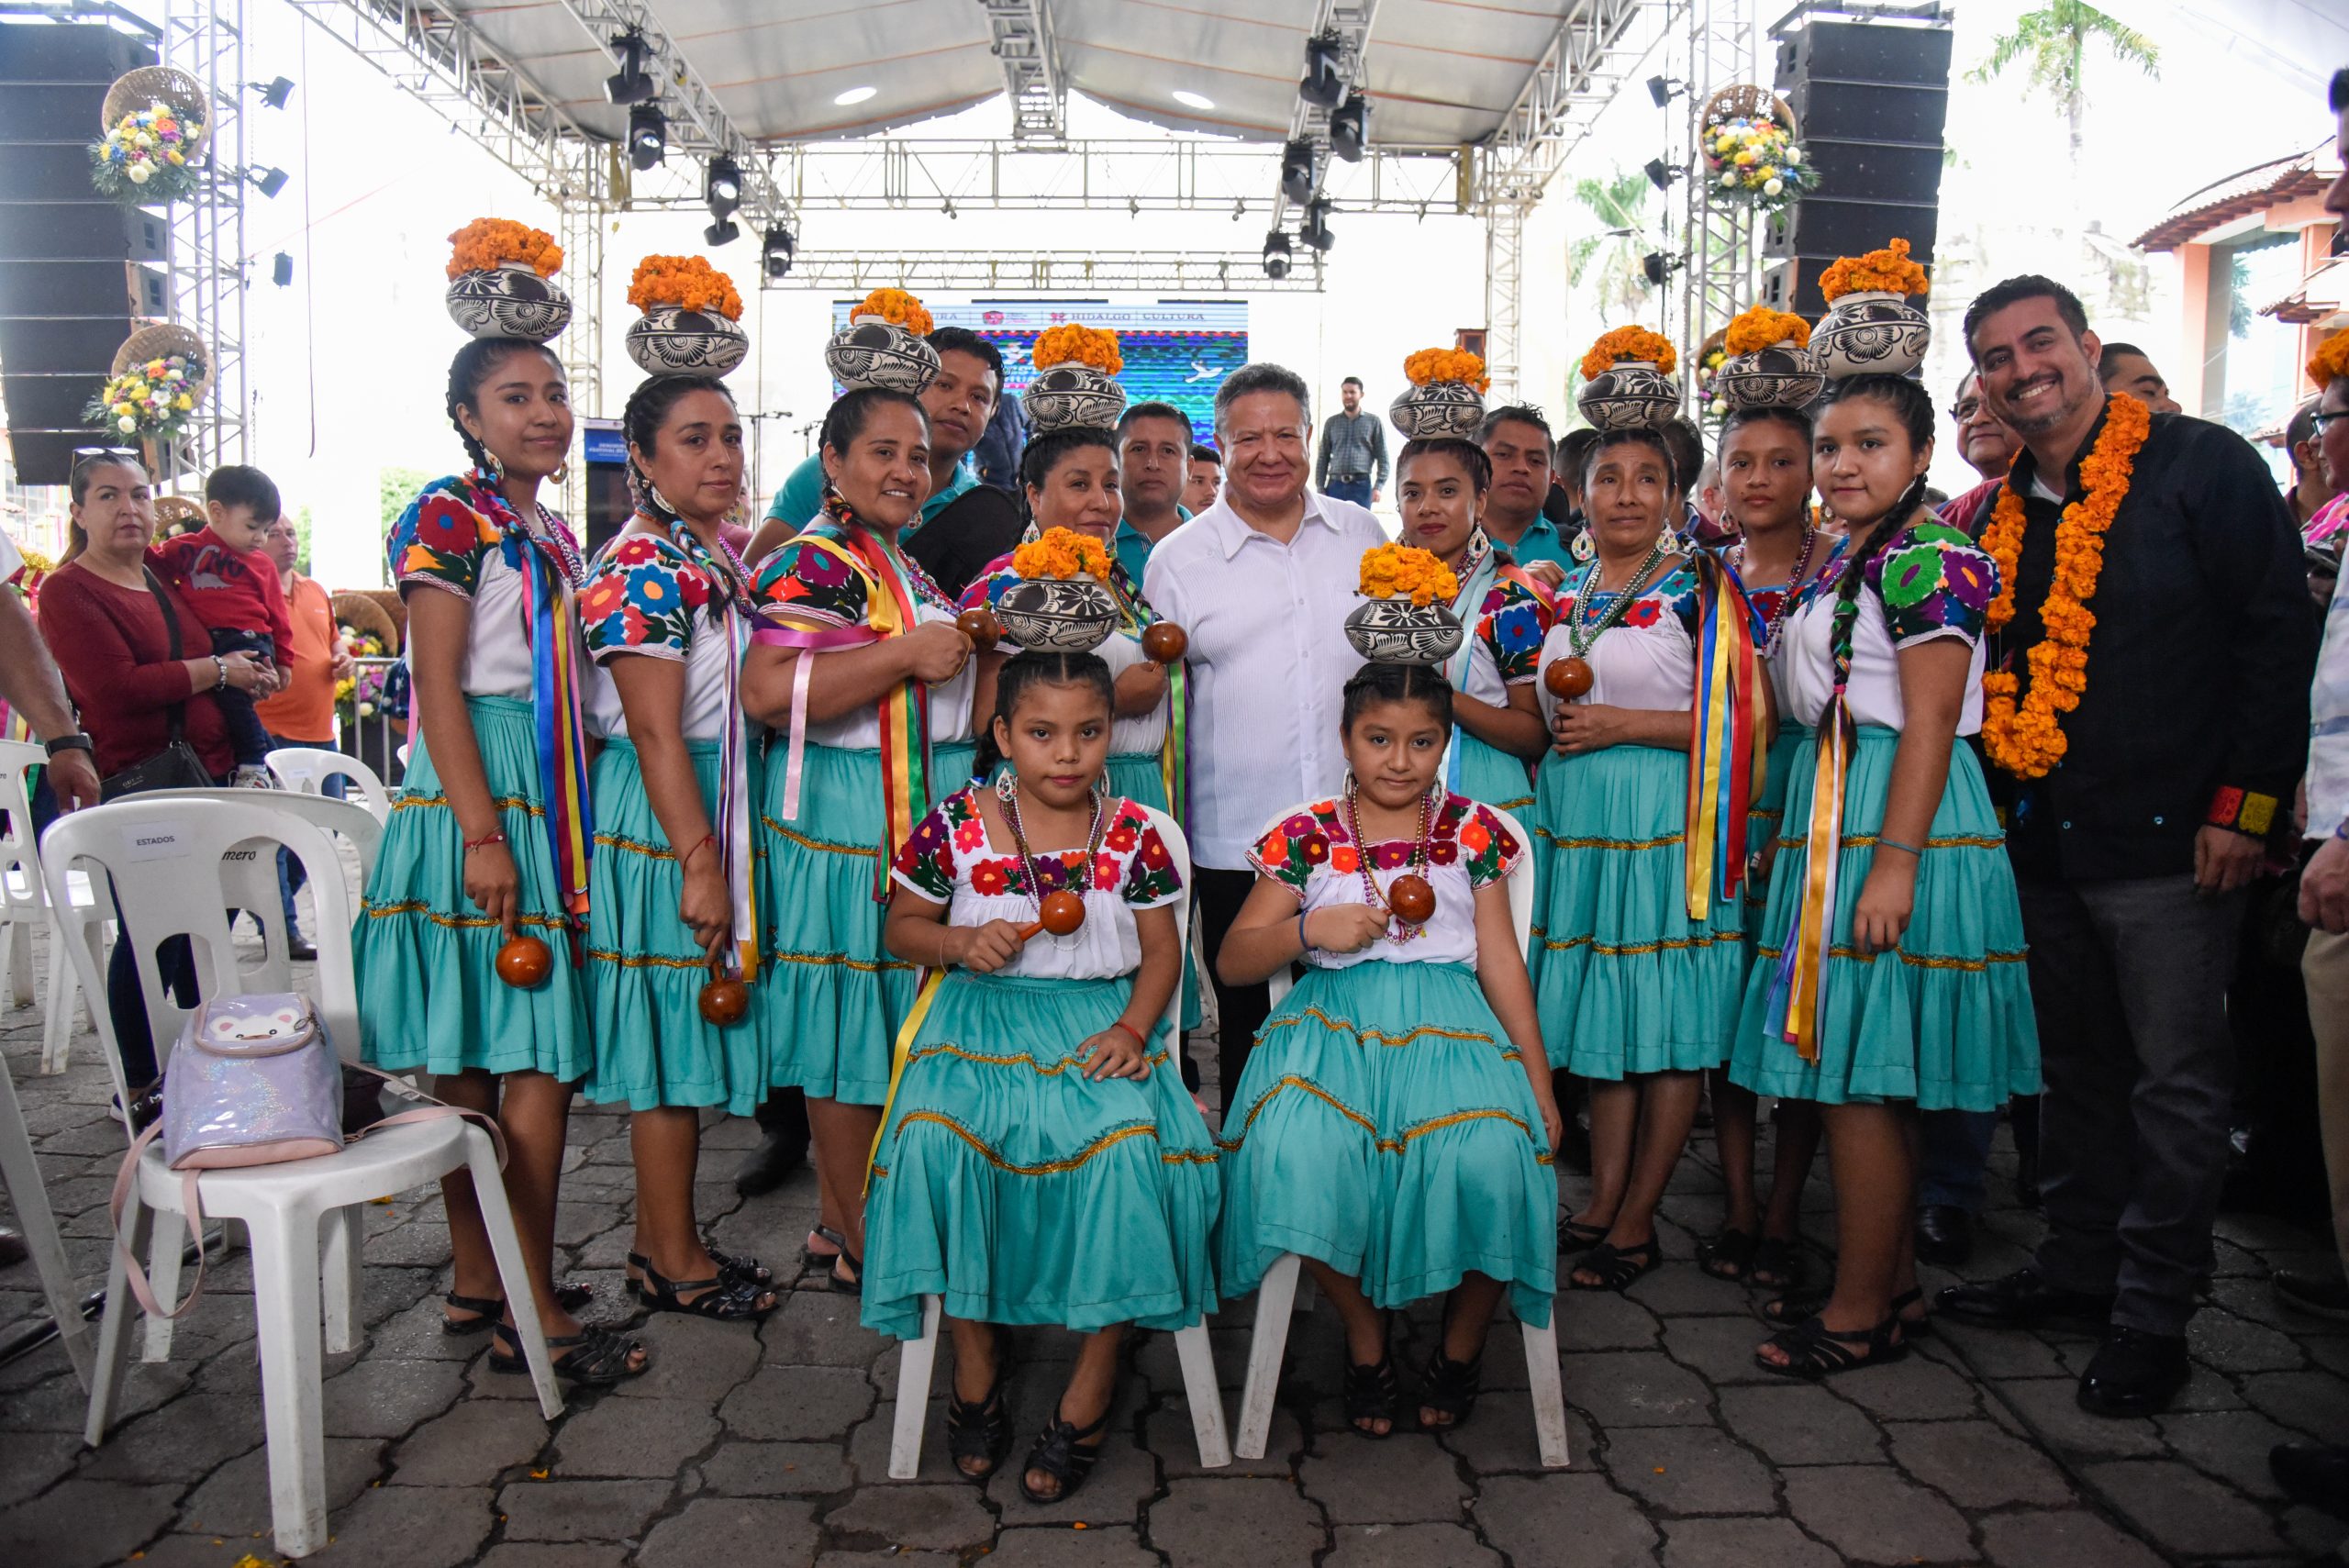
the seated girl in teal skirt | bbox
[868,650,1217,1505]
[1215,662,1561,1439]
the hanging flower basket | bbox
[1700,84,1818,215]
[90,68,209,206]
[86,324,209,444]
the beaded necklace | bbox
[995,771,1108,939]
[1341,773,1439,943]
[1730,525,1819,657]
[1567,539,1670,659]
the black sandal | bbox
[1419,1346,1484,1430]
[628,1248,773,1296]
[488,1322,648,1386]
[1341,1354,1401,1439]
[1755,1314,1907,1380]
[1750,1236,1805,1292]
[1765,1287,1929,1336]
[441,1282,593,1334]
[803,1226,846,1266]
[1762,1290,1826,1326]
[1698,1228,1758,1282]
[1018,1405,1110,1505]
[946,1336,1013,1482]
[1558,1215,1609,1254]
[1568,1238,1660,1293]
[829,1249,863,1296]
[634,1258,779,1320]
[1889,1286,1931,1340]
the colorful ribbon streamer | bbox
[1105,557,1190,823]
[1767,698,1854,1062]
[670,522,763,982]
[865,968,944,1192]
[1684,555,1770,922]
[488,484,595,941]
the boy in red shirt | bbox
[150,464,294,784]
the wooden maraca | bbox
[1016,888,1087,942]
[956,606,1004,646]
[1386,873,1437,926]
[495,933,552,988]
[1544,656,1595,701]
[698,959,750,1028]
[1141,621,1188,664]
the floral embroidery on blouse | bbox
[889,787,1184,906]
[1247,793,1525,896]
[1868,521,1999,648]
[754,533,869,630]
[387,474,504,598]
[580,532,715,662]
[1553,561,1702,642]
[1475,573,1553,684]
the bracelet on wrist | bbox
[2207,785,2279,838]
[1297,910,1313,951]
[681,832,718,871]
[2333,818,2349,843]
[1875,837,1924,859]
[462,830,507,854]
[210,654,228,690]
[1108,1020,1146,1048]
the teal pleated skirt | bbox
[1214,962,1558,1328]
[1743,722,1812,965]
[862,971,1221,1340]
[356,695,591,1081]
[1452,727,1536,815]
[756,739,974,1106]
[1729,726,2041,1110]
[582,738,773,1114]
[1529,744,1746,1076]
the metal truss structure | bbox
[165,0,250,478]
[1673,0,1761,388]
[1264,0,1374,272]
[979,0,1065,143]
[771,250,1321,294]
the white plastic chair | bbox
[44,796,562,1559]
[264,746,395,826]
[889,805,1231,1479]
[0,996,96,1389]
[0,740,107,1073]
[1232,805,1567,1468]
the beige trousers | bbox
[2305,928,2349,1273]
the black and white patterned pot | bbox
[1714,341,1825,411]
[626,305,748,376]
[1022,362,1127,432]
[1389,380,1486,439]
[443,262,572,343]
[1576,361,1682,432]
[823,317,941,394]
[1813,291,1930,380]
[1344,597,1464,665]
[996,575,1119,652]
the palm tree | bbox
[1565,170,1653,318]
[1967,2,2159,168]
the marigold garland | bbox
[1011,526,1114,581]
[1722,306,1812,356]
[447,218,562,281]
[1819,238,1929,302]
[2307,332,2349,391]
[1032,323,1124,376]
[1357,543,1459,608]
[852,288,935,337]
[1403,347,1491,393]
[627,256,742,321]
[1976,393,2151,781]
[1579,326,1678,382]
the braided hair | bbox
[446,338,563,480]
[1341,662,1454,736]
[973,649,1115,781]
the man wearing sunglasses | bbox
[1940,371,2021,538]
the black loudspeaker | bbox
[0,23,160,484]
[1762,7,1954,319]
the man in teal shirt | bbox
[1109,400,1197,583]
[1475,404,1575,573]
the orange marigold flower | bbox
[1032,323,1124,376]
[2308,332,2349,391]
[1010,526,1114,581]
[852,289,935,337]
[1818,237,1930,302]
[1579,326,1678,382]
[1403,346,1492,393]
[1357,543,1459,608]
[447,218,562,281]
[627,255,742,321]
[1722,306,1812,356]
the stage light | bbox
[763,226,796,279]
[1330,92,1368,162]
[1263,229,1292,280]
[705,218,739,247]
[1279,138,1316,206]
[1173,89,1215,111]
[629,103,666,171]
[606,32,656,106]
[247,166,288,198]
[271,251,293,287]
[833,85,876,106]
[1647,74,1686,107]
[1643,157,1683,191]
[250,76,295,109]
[706,154,742,217]
[1299,31,1345,109]
[1642,251,1685,287]
[1301,196,1334,253]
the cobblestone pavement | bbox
[4,995,2347,1568]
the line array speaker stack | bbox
[1760,4,1954,321]
[0,22,161,485]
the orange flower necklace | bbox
[1976,393,2151,781]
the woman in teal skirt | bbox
[576,372,781,1322]
[1531,427,1760,1294]
[872,650,1215,1503]
[1730,372,2038,1377]
[1217,661,1561,1439]
[1699,403,1842,1292]
[742,387,981,1292]
[357,333,643,1383]
[1390,436,1553,814]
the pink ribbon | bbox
[757,617,883,823]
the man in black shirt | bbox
[897,328,1023,600]
[1938,276,2317,1418]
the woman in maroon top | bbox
[38,452,271,1084]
